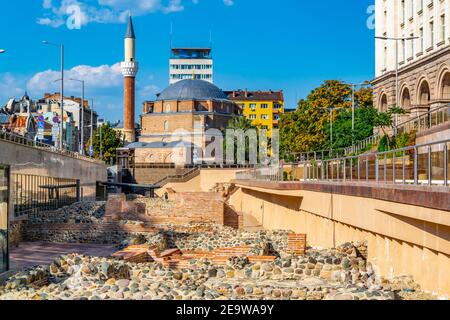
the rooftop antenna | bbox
[170,21,174,51]
[209,29,213,50]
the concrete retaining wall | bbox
[0,139,107,206]
[229,180,450,298]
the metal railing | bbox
[237,139,450,187]
[397,104,450,135]
[0,130,103,164]
[236,166,284,182]
[288,135,381,162]
[153,167,201,186]
[300,138,449,186]
[343,134,381,155]
[11,174,80,218]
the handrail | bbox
[396,103,450,135]
[237,138,450,187]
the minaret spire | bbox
[125,15,135,39]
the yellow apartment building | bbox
[225,90,284,137]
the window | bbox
[401,0,406,24]
[261,114,269,120]
[430,21,434,48]
[441,15,446,42]
[250,103,256,110]
[164,120,169,131]
[260,125,269,130]
[274,115,280,120]
[249,114,257,120]
[260,103,269,109]
[410,33,415,58]
[419,27,424,52]
[401,39,406,62]
[274,103,282,109]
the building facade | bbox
[226,90,284,137]
[373,0,450,120]
[39,93,98,151]
[169,48,213,84]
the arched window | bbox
[418,80,431,106]
[401,87,411,110]
[164,104,171,113]
[440,72,450,100]
[164,120,169,131]
[380,93,388,112]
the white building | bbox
[373,0,450,115]
[169,48,213,84]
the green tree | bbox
[280,80,374,159]
[88,124,124,163]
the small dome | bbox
[157,79,228,101]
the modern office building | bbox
[226,90,284,137]
[169,48,213,84]
[373,0,450,119]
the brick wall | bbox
[105,192,225,226]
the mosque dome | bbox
[156,79,228,101]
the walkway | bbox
[9,242,117,271]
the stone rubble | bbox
[2,201,436,301]
[0,242,435,300]
[27,202,106,225]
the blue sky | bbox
[0,0,375,121]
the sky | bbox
[0,0,375,121]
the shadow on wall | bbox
[242,188,303,211]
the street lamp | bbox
[327,106,346,155]
[375,36,419,132]
[42,40,65,150]
[69,78,85,155]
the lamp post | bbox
[69,78,85,155]
[99,124,103,161]
[375,36,419,132]
[42,41,65,150]
[327,106,345,156]
[90,99,94,158]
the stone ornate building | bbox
[373,0,450,120]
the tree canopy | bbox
[280,80,375,159]
[89,123,124,163]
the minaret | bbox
[121,15,139,144]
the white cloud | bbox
[0,73,26,102]
[38,0,234,27]
[27,63,123,94]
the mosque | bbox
[120,17,239,165]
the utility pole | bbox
[90,99,94,158]
[43,41,65,150]
[69,79,85,155]
[100,124,103,161]
[375,36,419,134]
